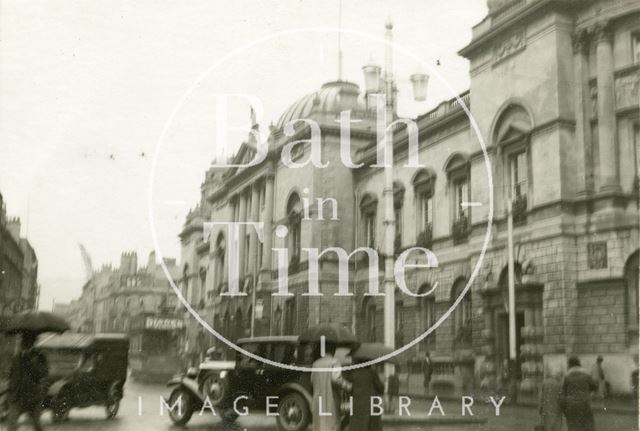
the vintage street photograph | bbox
[1,0,639,430]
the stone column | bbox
[249,182,261,276]
[594,23,619,192]
[573,31,591,197]
[261,173,275,279]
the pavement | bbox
[4,380,638,431]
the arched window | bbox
[451,278,472,344]
[418,283,437,347]
[284,297,297,335]
[625,251,639,334]
[493,103,533,223]
[199,267,207,307]
[413,170,436,247]
[214,233,226,292]
[286,193,302,264]
[395,299,404,348]
[233,308,243,342]
[445,154,470,243]
[360,194,378,248]
[273,306,283,335]
[363,297,377,342]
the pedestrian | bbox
[6,332,48,431]
[386,367,399,414]
[591,356,607,402]
[422,352,433,396]
[346,361,384,431]
[311,342,352,431]
[539,365,564,431]
[561,355,597,431]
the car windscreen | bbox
[42,349,83,377]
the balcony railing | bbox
[512,194,528,224]
[417,223,433,249]
[452,215,469,244]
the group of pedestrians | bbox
[539,355,608,431]
[310,341,392,431]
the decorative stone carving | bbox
[587,241,608,269]
[493,30,526,64]
[592,21,613,44]
[616,69,640,111]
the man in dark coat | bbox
[346,363,384,431]
[561,355,597,431]
[6,332,48,431]
[422,352,433,395]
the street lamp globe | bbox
[410,72,429,102]
[362,63,382,94]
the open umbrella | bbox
[1,311,70,335]
[298,323,359,348]
[351,342,400,364]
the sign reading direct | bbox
[145,317,184,331]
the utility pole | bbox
[507,198,518,402]
[382,17,397,390]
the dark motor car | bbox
[167,336,350,431]
[37,333,129,422]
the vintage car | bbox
[37,333,130,422]
[166,336,351,431]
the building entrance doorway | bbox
[496,311,525,380]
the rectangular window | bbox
[395,208,403,248]
[260,185,266,210]
[243,234,250,274]
[364,212,376,248]
[454,179,468,220]
[633,32,640,64]
[418,191,433,232]
[510,151,528,199]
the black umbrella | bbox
[298,323,359,347]
[1,311,70,335]
[351,342,400,364]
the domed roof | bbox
[276,80,367,129]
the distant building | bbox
[70,251,180,334]
[0,191,40,378]
[0,193,39,317]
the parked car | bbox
[36,333,129,422]
[166,336,351,431]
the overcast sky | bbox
[0,0,487,308]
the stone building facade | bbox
[179,0,640,396]
[0,192,40,377]
[0,193,39,317]
[69,251,180,334]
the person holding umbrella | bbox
[311,341,352,431]
[2,310,69,430]
[347,342,398,430]
[6,332,48,431]
[301,324,356,431]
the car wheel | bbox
[167,388,194,426]
[52,391,71,423]
[105,382,121,419]
[202,374,228,406]
[277,392,310,431]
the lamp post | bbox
[362,17,429,395]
